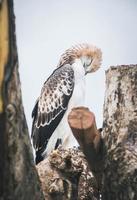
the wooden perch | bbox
[68,107,104,189]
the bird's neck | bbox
[72,59,85,79]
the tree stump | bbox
[0,1,44,199]
[102,65,137,199]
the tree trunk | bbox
[0,0,44,199]
[102,65,137,200]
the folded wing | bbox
[31,64,74,163]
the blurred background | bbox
[14,0,137,132]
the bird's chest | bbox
[68,67,85,109]
[71,78,85,106]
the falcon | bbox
[31,43,102,164]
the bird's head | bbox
[58,43,102,74]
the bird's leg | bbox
[55,138,62,150]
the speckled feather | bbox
[31,64,74,162]
[37,65,74,127]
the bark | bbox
[37,147,99,200]
[0,1,44,199]
[102,65,137,200]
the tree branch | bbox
[68,106,104,189]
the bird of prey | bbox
[31,43,102,164]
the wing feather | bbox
[31,64,74,163]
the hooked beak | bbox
[85,71,88,75]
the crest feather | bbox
[58,43,102,72]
